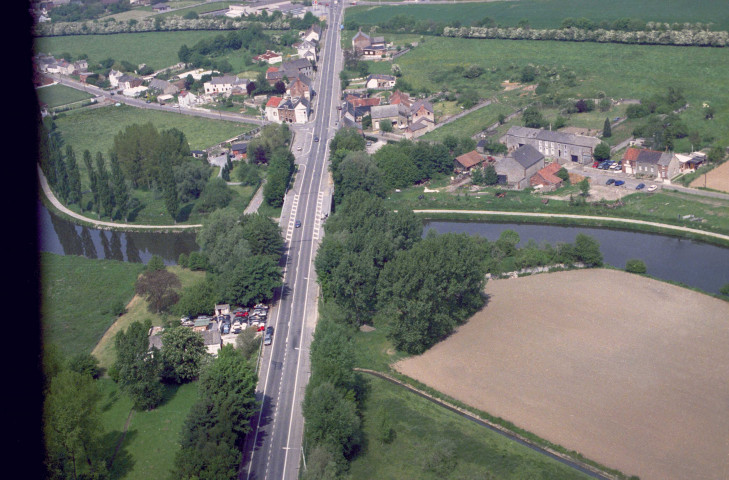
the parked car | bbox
[614,180,625,186]
[297,145,302,151]
[366,141,372,147]
[295,220,301,228]
[636,183,645,190]
[592,161,599,168]
[264,327,273,345]
[265,326,274,335]
[606,178,615,185]
[222,323,231,334]
[647,185,658,192]
[314,136,319,142]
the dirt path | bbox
[39,166,202,230]
[394,269,729,480]
[413,209,729,242]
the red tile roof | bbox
[266,66,279,74]
[266,96,282,108]
[348,97,380,108]
[623,147,641,162]
[531,162,563,186]
[455,150,484,169]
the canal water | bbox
[424,220,729,295]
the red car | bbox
[592,161,599,168]
[257,325,266,332]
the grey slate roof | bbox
[411,99,434,114]
[657,152,674,166]
[200,330,221,346]
[507,126,600,149]
[371,104,400,120]
[636,150,664,165]
[511,144,544,169]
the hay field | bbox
[691,160,729,193]
[394,269,729,480]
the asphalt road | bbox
[240,4,342,480]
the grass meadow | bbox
[349,374,592,480]
[391,37,729,148]
[37,83,94,108]
[40,252,145,359]
[345,0,729,30]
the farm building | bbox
[495,144,545,189]
[505,126,600,165]
[622,147,679,181]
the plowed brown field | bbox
[690,160,729,193]
[394,269,729,480]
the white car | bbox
[647,185,658,192]
[297,145,302,151]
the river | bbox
[424,220,729,295]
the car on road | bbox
[297,145,302,151]
[614,180,625,186]
[295,220,301,228]
[636,183,645,190]
[264,328,273,345]
[145,99,151,103]
[606,178,615,185]
[647,185,658,192]
[266,326,273,336]
[314,136,319,142]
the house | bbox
[345,95,380,123]
[476,139,488,154]
[73,59,88,72]
[455,150,484,173]
[505,126,600,165]
[621,147,679,181]
[365,74,396,90]
[148,78,179,95]
[530,162,564,191]
[352,29,371,53]
[191,150,206,159]
[157,94,174,105]
[201,330,222,356]
[123,85,148,97]
[410,99,434,124]
[362,45,388,60]
[278,98,297,123]
[152,2,170,12]
[266,96,283,122]
[370,36,386,48]
[266,67,285,85]
[389,90,411,109]
[675,152,706,172]
[177,68,213,81]
[287,75,312,100]
[215,304,230,316]
[204,75,249,95]
[231,144,247,160]
[299,49,317,63]
[370,104,401,132]
[303,24,322,44]
[117,75,143,90]
[193,317,212,332]
[403,117,435,139]
[293,97,310,123]
[281,58,313,78]
[495,144,545,189]
[178,90,200,108]
[293,40,317,59]
[252,50,283,65]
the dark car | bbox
[295,220,301,228]
[614,180,625,186]
[636,183,645,190]
[606,178,615,185]
[314,136,319,142]
[265,326,274,335]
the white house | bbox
[266,96,283,122]
[204,75,249,95]
[294,98,309,123]
[108,69,124,87]
[365,74,396,90]
[178,90,200,108]
[122,85,148,98]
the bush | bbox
[178,253,188,268]
[146,255,165,272]
[719,283,729,297]
[625,259,647,274]
[68,353,101,379]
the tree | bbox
[109,151,129,220]
[361,115,372,130]
[67,353,101,379]
[374,406,395,445]
[240,213,284,257]
[574,233,603,266]
[603,118,612,138]
[218,255,282,306]
[65,146,82,206]
[83,150,98,213]
[44,369,107,480]
[194,177,232,214]
[579,178,590,197]
[483,164,498,185]
[333,150,386,204]
[55,151,70,204]
[556,167,570,183]
[495,230,520,257]
[175,277,217,318]
[522,106,546,128]
[135,268,181,314]
[303,381,362,460]
[246,81,256,96]
[625,259,647,274]
[95,152,113,217]
[114,320,163,410]
[309,317,356,392]
[720,283,729,297]
[198,345,259,437]
[599,97,612,112]
[146,254,165,272]
[161,326,207,384]
[593,142,611,161]
[707,144,725,164]
[162,166,180,222]
[235,326,261,360]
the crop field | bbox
[345,0,729,30]
[36,83,94,108]
[690,160,729,193]
[394,269,729,480]
[392,37,729,148]
[349,374,592,480]
[53,103,252,154]
[157,1,236,18]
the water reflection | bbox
[39,201,199,265]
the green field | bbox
[53,103,251,155]
[345,0,729,30]
[35,31,238,71]
[96,378,198,480]
[157,1,237,19]
[37,83,94,108]
[40,252,144,358]
[391,37,729,148]
[349,374,592,479]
